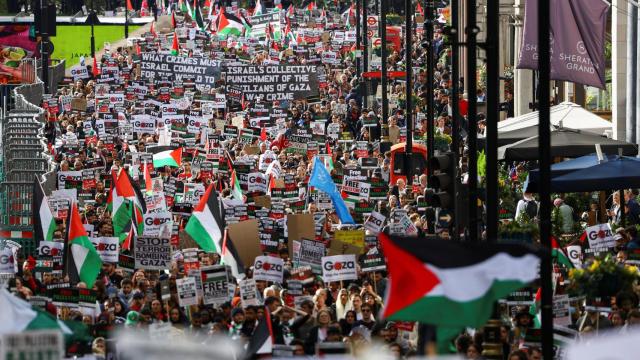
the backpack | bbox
[524,200,538,219]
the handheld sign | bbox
[322,254,358,282]
[253,255,284,283]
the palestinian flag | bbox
[551,237,574,268]
[416,2,424,16]
[185,184,245,279]
[152,147,183,168]
[171,11,177,28]
[380,234,540,328]
[171,32,180,55]
[230,169,243,202]
[244,306,274,359]
[195,3,206,30]
[0,289,72,335]
[33,177,55,243]
[179,0,188,13]
[109,170,132,242]
[529,288,542,329]
[191,0,197,18]
[65,202,102,288]
[144,160,153,195]
[254,0,263,15]
[217,11,245,36]
[92,56,100,77]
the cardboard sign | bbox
[228,219,262,267]
[90,237,119,263]
[322,254,358,282]
[334,229,365,249]
[135,237,171,270]
[0,331,63,360]
[364,211,386,234]
[202,265,230,306]
[239,278,260,307]
[586,223,615,249]
[329,239,363,256]
[253,255,284,283]
[176,277,199,307]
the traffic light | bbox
[428,152,455,208]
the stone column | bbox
[512,0,532,116]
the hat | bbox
[367,111,376,117]
[125,311,140,326]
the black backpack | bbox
[524,200,538,219]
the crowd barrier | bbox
[0,60,61,256]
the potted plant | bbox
[498,216,539,244]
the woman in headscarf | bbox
[332,289,353,320]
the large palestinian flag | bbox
[379,234,540,328]
[0,289,71,335]
[65,202,102,288]
[152,147,183,168]
[185,184,245,279]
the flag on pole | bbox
[108,170,132,243]
[254,0,263,15]
[309,157,354,224]
[33,177,55,243]
[551,237,574,268]
[0,289,72,335]
[230,169,243,202]
[152,147,183,167]
[92,56,100,77]
[195,3,206,30]
[185,184,245,279]
[65,202,102,288]
[217,11,246,36]
[244,306,274,358]
[126,0,134,11]
[416,3,424,17]
[150,21,157,37]
[144,161,153,195]
[171,32,180,55]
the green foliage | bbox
[568,256,640,299]
[477,150,486,180]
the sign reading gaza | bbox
[224,65,319,101]
[140,53,221,87]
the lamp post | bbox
[404,0,413,184]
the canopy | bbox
[498,102,612,135]
[524,154,619,192]
[498,129,638,161]
[550,156,640,192]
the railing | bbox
[0,65,57,256]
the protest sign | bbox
[228,219,262,267]
[298,239,325,273]
[140,53,221,88]
[239,278,260,307]
[224,65,319,101]
[143,211,173,237]
[360,247,387,272]
[253,255,284,283]
[322,254,358,282]
[0,247,17,273]
[0,331,63,360]
[586,223,615,249]
[176,277,199,307]
[553,294,571,326]
[134,237,171,270]
[90,237,119,263]
[566,245,582,268]
[364,211,386,234]
[201,265,230,306]
[334,229,365,249]
[70,65,90,81]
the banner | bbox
[517,0,609,88]
[140,53,221,88]
[90,237,119,263]
[176,277,199,307]
[224,65,319,101]
[253,255,284,283]
[201,265,230,306]
[134,237,171,270]
[585,223,615,249]
[0,331,63,360]
[322,254,358,282]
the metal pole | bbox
[362,0,368,108]
[356,0,361,81]
[537,0,553,356]
[426,0,434,185]
[450,0,460,240]
[485,0,499,241]
[466,0,478,242]
[626,3,637,144]
[125,7,130,39]
[380,0,389,129]
[405,0,413,185]
[40,0,49,94]
[90,0,96,58]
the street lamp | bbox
[86,0,100,58]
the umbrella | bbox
[478,125,554,148]
[498,129,638,161]
[549,156,640,193]
[524,154,619,193]
[498,102,612,135]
